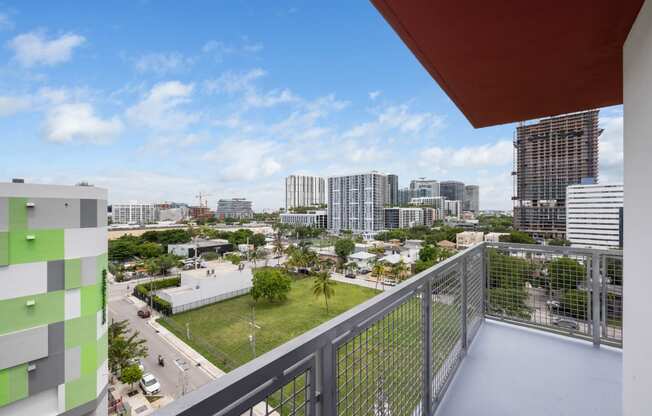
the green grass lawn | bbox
[159,277,380,371]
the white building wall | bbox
[566,184,623,249]
[624,2,652,414]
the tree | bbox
[391,260,410,282]
[547,238,571,247]
[251,233,266,248]
[334,239,355,267]
[559,289,588,320]
[251,268,292,303]
[499,231,536,244]
[144,258,160,277]
[138,242,164,259]
[371,261,386,289]
[157,254,182,276]
[108,237,140,262]
[108,319,148,375]
[313,271,336,313]
[121,365,143,391]
[272,232,284,263]
[486,249,533,319]
[548,257,586,291]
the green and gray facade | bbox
[0,182,108,416]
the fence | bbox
[155,242,622,416]
[170,287,252,314]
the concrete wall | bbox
[623,1,652,414]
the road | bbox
[108,280,214,399]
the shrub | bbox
[251,268,292,303]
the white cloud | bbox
[202,38,263,60]
[344,104,444,140]
[202,40,233,54]
[244,88,299,108]
[0,95,31,116]
[420,140,513,169]
[44,102,123,143]
[135,52,194,74]
[126,81,199,130]
[369,90,381,100]
[0,13,14,31]
[599,115,623,184]
[203,139,281,182]
[8,31,85,67]
[204,68,266,94]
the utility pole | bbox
[186,322,191,340]
[247,305,261,358]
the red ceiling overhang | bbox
[371,1,644,128]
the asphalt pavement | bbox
[108,280,214,399]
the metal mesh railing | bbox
[602,255,623,344]
[238,369,312,416]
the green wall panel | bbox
[8,198,27,231]
[96,253,107,280]
[0,364,28,407]
[0,291,64,335]
[0,232,7,266]
[8,229,64,264]
[65,315,96,349]
[65,373,96,411]
[65,258,82,289]
[97,332,108,368]
[80,342,97,376]
[81,283,102,316]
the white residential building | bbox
[456,231,485,249]
[444,200,462,219]
[216,198,253,220]
[285,175,326,210]
[328,172,387,234]
[280,210,327,228]
[566,184,624,249]
[410,196,445,208]
[484,232,509,243]
[112,202,159,225]
[384,207,424,229]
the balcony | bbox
[155,242,623,416]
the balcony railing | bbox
[156,242,622,416]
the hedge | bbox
[133,277,180,315]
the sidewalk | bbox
[331,272,386,290]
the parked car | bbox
[552,317,579,330]
[137,308,151,318]
[359,268,371,275]
[140,373,161,395]
[345,273,356,279]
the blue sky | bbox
[0,1,623,210]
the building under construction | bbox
[513,110,600,239]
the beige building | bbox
[456,231,484,249]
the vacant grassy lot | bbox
[159,276,379,371]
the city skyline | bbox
[0,2,623,211]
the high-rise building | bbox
[0,181,108,416]
[409,179,440,197]
[386,175,399,206]
[216,198,253,220]
[285,175,326,210]
[328,172,387,234]
[111,202,158,225]
[440,180,465,201]
[464,185,480,213]
[566,184,623,249]
[513,110,600,238]
[444,200,462,219]
[397,188,412,205]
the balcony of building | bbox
[155,242,623,416]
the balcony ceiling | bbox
[371,0,644,128]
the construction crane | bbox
[195,192,211,208]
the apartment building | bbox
[513,110,600,239]
[386,174,399,206]
[444,200,462,219]
[111,202,158,225]
[440,180,465,201]
[410,196,444,209]
[0,181,108,416]
[456,231,484,249]
[566,184,623,249]
[384,207,424,229]
[284,175,326,210]
[280,210,327,229]
[216,198,253,220]
[422,207,438,227]
[464,185,480,213]
[328,172,387,234]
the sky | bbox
[0,1,624,211]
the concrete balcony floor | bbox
[436,320,622,416]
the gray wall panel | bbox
[27,198,80,230]
[97,200,107,227]
[48,322,64,356]
[28,352,65,396]
[47,260,65,292]
[81,256,97,286]
[0,326,49,370]
[80,199,98,228]
[64,346,81,382]
[0,197,7,230]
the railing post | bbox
[480,243,487,318]
[591,252,602,347]
[422,276,433,415]
[317,341,336,415]
[460,255,468,354]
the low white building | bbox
[280,210,327,228]
[456,231,485,249]
[347,251,377,270]
[157,262,252,314]
[484,232,509,243]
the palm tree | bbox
[371,261,386,290]
[313,271,336,313]
[392,260,409,283]
[272,232,284,264]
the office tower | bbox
[0,181,108,416]
[440,180,465,201]
[566,184,623,249]
[386,174,399,206]
[464,185,480,213]
[513,110,600,238]
[111,202,158,225]
[398,188,412,205]
[216,198,254,220]
[409,179,440,197]
[444,200,462,219]
[328,172,387,234]
[284,175,326,210]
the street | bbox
[108,280,214,399]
